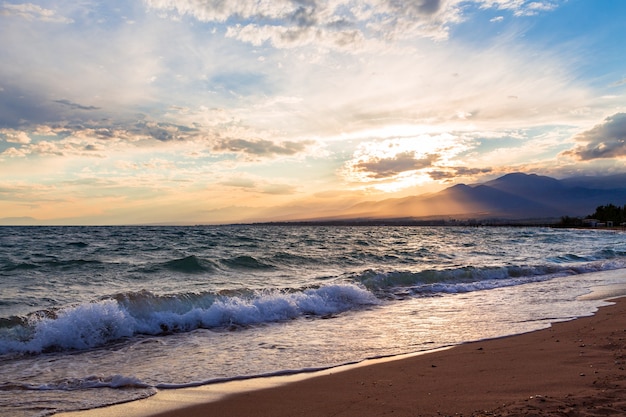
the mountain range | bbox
[311,172,626,222]
[3,172,626,225]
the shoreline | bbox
[56,294,626,417]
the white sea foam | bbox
[0,300,134,354]
[30,375,151,391]
[0,284,379,354]
[357,259,626,296]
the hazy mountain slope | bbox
[333,172,626,221]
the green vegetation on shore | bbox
[560,204,626,227]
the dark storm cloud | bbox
[562,113,626,160]
[356,152,439,179]
[213,138,314,156]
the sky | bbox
[1,0,625,225]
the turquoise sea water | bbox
[1,225,626,416]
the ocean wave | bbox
[0,300,136,354]
[66,241,89,248]
[355,259,626,297]
[595,248,626,259]
[269,252,315,266]
[0,258,104,272]
[0,284,379,355]
[547,254,591,263]
[1,262,39,272]
[163,255,216,273]
[220,255,275,269]
[45,259,104,268]
[4,257,626,355]
[136,254,276,274]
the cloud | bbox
[479,0,558,16]
[0,117,206,162]
[0,119,205,160]
[410,0,445,15]
[225,23,367,50]
[428,166,493,180]
[2,0,604,225]
[53,99,101,111]
[146,0,461,48]
[0,129,31,144]
[342,133,476,191]
[213,138,314,157]
[354,151,440,179]
[0,3,73,23]
[0,9,170,130]
[524,1,558,14]
[561,113,626,160]
[144,0,291,22]
[20,140,65,157]
[134,121,197,142]
[1,147,28,157]
[146,0,563,52]
[1,0,574,138]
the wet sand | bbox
[57,297,626,417]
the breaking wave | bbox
[0,284,379,355]
[356,258,626,297]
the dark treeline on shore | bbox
[559,203,626,227]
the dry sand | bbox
[58,297,626,417]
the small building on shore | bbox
[583,218,600,227]
[582,219,614,227]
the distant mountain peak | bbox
[484,172,563,191]
[333,172,626,222]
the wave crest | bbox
[163,255,215,273]
[0,284,378,355]
[221,255,274,269]
[355,260,626,297]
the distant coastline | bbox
[241,218,560,227]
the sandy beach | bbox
[57,295,626,417]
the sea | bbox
[2,225,626,417]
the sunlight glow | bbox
[342,133,473,191]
